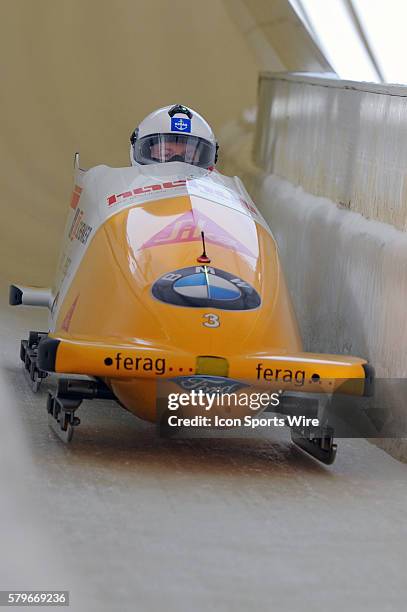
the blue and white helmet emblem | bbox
[171,117,191,133]
[152,266,261,310]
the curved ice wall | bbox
[220,73,407,460]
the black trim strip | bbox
[9,285,23,306]
[362,363,375,397]
[38,337,60,372]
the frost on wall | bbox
[258,174,407,378]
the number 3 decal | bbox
[203,313,220,328]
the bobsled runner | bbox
[10,154,374,464]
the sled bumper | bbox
[38,335,374,397]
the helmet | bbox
[130,104,218,169]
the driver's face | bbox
[150,140,187,161]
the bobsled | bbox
[10,155,373,464]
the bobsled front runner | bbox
[10,158,374,464]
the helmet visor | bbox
[133,134,216,168]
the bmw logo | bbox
[152,266,261,310]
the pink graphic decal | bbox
[61,295,79,332]
[141,211,255,257]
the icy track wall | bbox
[219,74,407,460]
[255,74,407,230]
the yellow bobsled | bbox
[10,158,373,463]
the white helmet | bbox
[130,104,218,168]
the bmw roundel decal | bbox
[152,266,261,310]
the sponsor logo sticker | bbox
[152,266,261,311]
[68,208,92,244]
[70,184,83,209]
[170,375,245,393]
[107,180,187,206]
[171,117,191,133]
[141,210,255,257]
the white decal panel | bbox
[50,163,271,328]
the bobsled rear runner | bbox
[10,158,374,464]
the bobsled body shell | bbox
[46,163,369,421]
